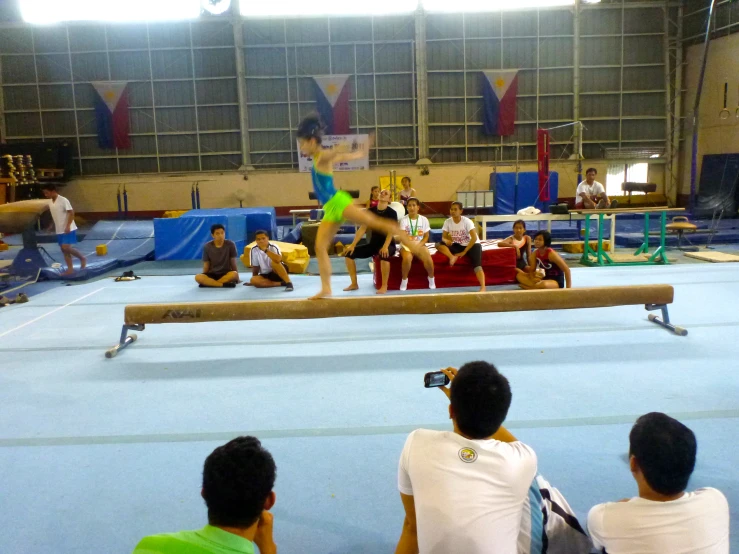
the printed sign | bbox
[298,134,370,173]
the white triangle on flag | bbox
[482,70,518,100]
[92,81,128,113]
[313,75,350,107]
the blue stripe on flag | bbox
[94,96,115,149]
[482,77,501,136]
[315,85,335,134]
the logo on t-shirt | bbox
[458,447,478,463]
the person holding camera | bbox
[395,362,537,554]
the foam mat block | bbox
[562,241,611,253]
[684,251,739,263]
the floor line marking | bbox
[0,287,106,339]
[2,410,738,448]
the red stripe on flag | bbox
[497,74,518,136]
[112,89,130,149]
[333,82,351,135]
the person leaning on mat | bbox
[248,230,294,292]
[587,412,729,554]
[41,183,87,276]
[132,436,278,554]
[195,224,239,288]
[516,231,571,290]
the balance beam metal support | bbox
[106,286,685,358]
[646,304,688,336]
[105,324,145,358]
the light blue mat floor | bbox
[1,265,737,553]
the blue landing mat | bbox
[6,220,155,281]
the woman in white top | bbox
[398,197,435,291]
[497,219,531,270]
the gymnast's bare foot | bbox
[449,255,458,266]
[376,287,388,295]
[61,269,75,276]
[343,284,359,291]
[309,288,332,300]
[479,286,486,292]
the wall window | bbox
[606,162,648,196]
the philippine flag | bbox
[481,70,519,136]
[92,81,130,149]
[313,75,351,135]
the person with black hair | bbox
[516,230,571,289]
[497,219,531,270]
[41,183,87,275]
[133,436,277,554]
[435,202,486,292]
[195,223,239,288]
[249,230,293,292]
[395,362,537,554]
[575,168,617,210]
[587,412,729,554]
[296,113,421,299]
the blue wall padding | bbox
[181,207,277,243]
[154,216,245,261]
[491,171,559,214]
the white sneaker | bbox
[428,277,436,289]
[400,279,408,291]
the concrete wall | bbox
[680,32,739,199]
[64,158,665,216]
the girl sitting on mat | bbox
[497,219,531,270]
[297,114,420,299]
[517,231,571,290]
[367,185,380,209]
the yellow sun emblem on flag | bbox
[495,78,506,88]
[104,90,116,100]
[326,83,338,95]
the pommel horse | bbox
[105,285,685,358]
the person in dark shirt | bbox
[195,224,239,288]
[343,188,398,295]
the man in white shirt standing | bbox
[41,183,86,276]
[435,202,485,292]
[395,361,538,554]
[398,197,435,291]
[587,412,729,554]
[575,168,617,210]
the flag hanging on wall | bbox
[481,70,519,136]
[91,81,130,149]
[313,75,351,135]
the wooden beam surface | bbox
[124,285,675,326]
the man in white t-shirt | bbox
[398,197,435,291]
[248,230,293,291]
[575,168,617,210]
[435,202,485,291]
[41,183,87,276]
[396,362,538,554]
[587,412,729,554]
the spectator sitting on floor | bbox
[497,219,531,270]
[435,202,486,292]
[587,412,729,554]
[575,168,617,210]
[395,362,592,554]
[395,361,537,554]
[248,230,293,292]
[399,197,435,291]
[195,224,239,288]
[132,436,277,554]
[344,188,397,295]
[516,231,571,290]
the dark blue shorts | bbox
[57,231,77,246]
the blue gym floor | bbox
[1,265,737,553]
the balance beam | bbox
[106,285,684,358]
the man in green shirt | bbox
[133,436,277,554]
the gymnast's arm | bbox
[497,234,515,247]
[421,230,429,244]
[396,493,418,554]
[550,250,572,288]
[345,225,368,255]
[441,230,452,246]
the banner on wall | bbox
[313,75,351,135]
[298,134,370,173]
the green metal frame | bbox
[579,211,670,267]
